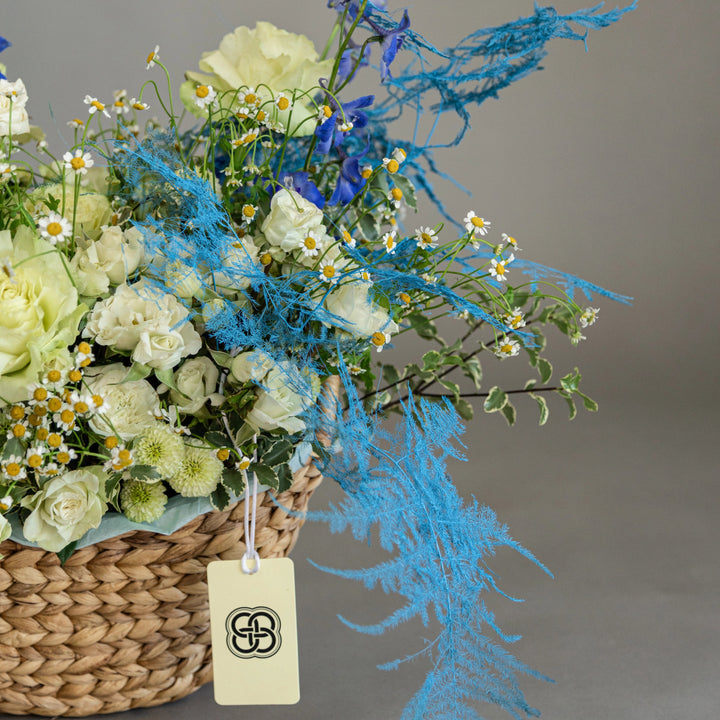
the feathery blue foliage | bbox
[307,371,552,719]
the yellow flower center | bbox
[33,387,48,402]
[60,409,75,425]
[304,236,317,250]
[70,157,86,170]
[241,133,257,145]
[92,394,104,408]
[391,188,403,201]
[371,332,386,347]
[256,109,266,122]
[495,264,505,276]
[217,448,230,461]
[322,105,333,119]
[322,265,336,279]
[10,405,25,420]
[91,100,105,112]
[72,118,84,126]
[398,292,411,304]
[36,428,49,441]
[47,397,63,412]
[238,458,251,471]
[245,93,257,105]
[57,452,71,465]
[48,433,62,448]
[471,216,484,228]
[260,252,272,266]
[34,404,47,417]
[132,102,146,110]
[118,448,132,462]
[386,159,399,174]
[114,100,125,108]
[12,425,25,438]
[69,369,83,383]
[47,370,62,383]
[28,414,43,427]
[74,401,89,414]
[105,436,119,450]
[27,454,43,468]
[77,342,91,355]
[421,233,433,245]
[46,222,63,237]
[361,167,372,179]
[195,85,210,98]
[277,96,290,111]
[342,230,352,243]
[5,463,21,477]
[501,343,514,354]
[146,51,157,64]
[242,205,256,218]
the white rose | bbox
[230,349,275,384]
[170,356,223,414]
[245,363,317,434]
[85,363,159,440]
[84,281,202,370]
[261,189,325,252]
[179,22,333,135]
[324,281,399,339]
[26,184,112,239]
[0,78,30,136]
[0,226,86,404]
[21,467,107,552]
[210,238,260,293]
[0,513,11,544]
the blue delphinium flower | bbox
[0,35,10,79]
[279,171,326,209]
[328,146,368,206]
[328,0,387,20]
[365,9,410,81]
[315,94,374,154]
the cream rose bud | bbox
[0,514,11,544]
[230,349,275,384]
[170,357,224,414]
[26,184,112,238]
[84,281,201,369]
[324,281,399,339]
[0,78,30,136]
[85,363,159,440]
[210,239,260,293]
[21,467,107,552]
[261,189,325,252]
[179,22,333,135]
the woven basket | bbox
[0,455,323,716]
[0,375,339,717]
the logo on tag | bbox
[225,606,282,659]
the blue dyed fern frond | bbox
[308,370,553,719]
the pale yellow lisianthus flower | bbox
[180,22,333,135]
[0,226,86,405]
[21,467,107,552]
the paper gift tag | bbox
[207,557,300,705]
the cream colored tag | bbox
[208,557,299,705]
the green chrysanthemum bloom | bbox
[120,479,168,523]
[169,444,223,497]
[133,424,184,478]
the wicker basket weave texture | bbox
[0,456,323,717]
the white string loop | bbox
[241,434,260,575]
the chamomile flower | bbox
[67,118,84,129]
[415,227,439,250]
[42,369,66,391]
[488,253,514,282]
[1,456,26,480]
[579,307,600,328]
[74,341,94,368]
[388,187,403,207]
[570,330,587,345]
[240,88,262,107]
[54,444,77,466]
[317,104,334,124]
[382,231,398,254]
[0,163,16,181]
[382,156,400,174]
[37,212,72,245]
[236,454,251,472]
[53,407,76,432]
[193,84,217,109]
[299,229,323,258]
[340,228,356,248]
[241,204,258,225]
[360,164,373,180]
[348,364,364,376]
[233,130,258,147]
[396,291,412,307]
[319,258,340,284]
[464,211,491,236]
[360,269,373,284]
[63,149,94,176]
[501,232,520,251]
[146,45,160,70]
[120,479,168,523]
[503,307,526,330]
[275,92,292,112]
[494,337,520,358]
[371,330,392,353]
[0,495,13,512]
[7,419,28,440]
[129,98,149,111]
[25,446,45,471]
[83,95,111,118]
[339,120,354,132]
[169,444,223,497]
[112,89,129,115]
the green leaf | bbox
[560,368,581,394]
[358,212,379,242]
[407,311,440,342]
[154,367,183,393]
[529,392,549,426]
[558,391,577,420]
[276,463,293,493]
[422,350,442,372]
[205,431,231,448]
[56,541,78,566]
[405,363,435,382]
[500,400,517,426]
[121,362,152,383]
[2,437,25,460]
[524,378,537,391]
[392,174,417,209]
[222,467,246,496]
[537,358,553,384]
[104,473,122,504]
[381,364,401,386]
[249,463,279,491]
[463,358,483,389]
[211,483,231,510]
[577,391,599,412]
[438,379,460,401]
[483,386,507,413]
[442,354,464,366]
[453,397,474,421]
[129,464,161,482]
[209,348,233,369]
[261,438,294,468]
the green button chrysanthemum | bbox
[120,479,168,524]
[169,444,223,497]
[133,424,185,478]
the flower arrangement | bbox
[0,2,634,717]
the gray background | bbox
[2,0,719,718]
